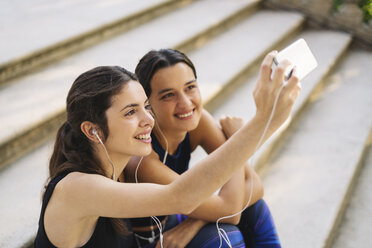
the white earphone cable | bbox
[156,122,169,164]
[135,155,164,248]
[134,122,170,248]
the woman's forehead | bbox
[111,81,147,107]
[151,63,195,89]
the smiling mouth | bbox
[135,133,151,140]
[175,110,194,119]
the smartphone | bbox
[271,38,318,81]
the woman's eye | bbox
[125,109,135,116]
[186,84,196,91]
[160,93,174,100]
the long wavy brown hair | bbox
[48,65,137,235]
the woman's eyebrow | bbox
[120,103,138,112]
[184,80,196,86]
[157,80,196,96]
[157,88,173,96]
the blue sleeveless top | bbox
[130,133,191,229]
[34,172,133,248]
[151,132,191,174]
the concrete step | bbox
[0,0,261,171]
[260,49,372,248]
[331,134,372,248]
[190,11,304,107]
[0,0,195,85]
[0,141,53,248]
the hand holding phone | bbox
[271,38,318,81]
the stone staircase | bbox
[0,0,371,247]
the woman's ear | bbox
[81,121,100,143]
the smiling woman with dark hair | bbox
[34,50,300,247]
[127,49,298,248]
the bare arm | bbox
[126,153,244,223]
[218,115,264,207]
[189,110,246,223]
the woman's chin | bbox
[181,119,200,132]
[174,116,200,131]
[136,145,153,156]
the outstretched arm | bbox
[125,149,244,223]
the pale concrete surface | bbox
[0,140,52,248]
[0,0,166,65]
[190,10,304,103]
[208,30,351,120]
[260,49,372,248]
[331,140,372,248]
[0,0,256,145]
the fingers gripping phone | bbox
[271,38,318,81]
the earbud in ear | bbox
[92,129,103,143]
[92,129,101,141]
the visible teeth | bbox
[136,133,150,140]
[178,111,193,118]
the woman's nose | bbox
[177,93,192,109]
[140,108,155,128]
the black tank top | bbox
[34,172,133,248]
[130,133,191,228]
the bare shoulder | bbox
[45,172,106,222]
[57,172,106,197]
[139,149,167,172]
[125,153,159,182]
[133,150,161,168]
[131,149,179,184]
[60,171,102,185]
[189,109,226,153]
[189,110,216,149]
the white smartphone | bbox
[271,38,318,81]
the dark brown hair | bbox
[48,66,137,235]
[135,48,197,97]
